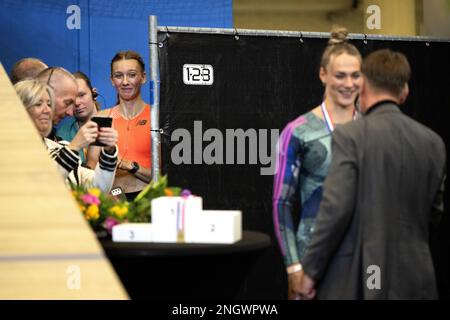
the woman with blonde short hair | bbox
[14,79,119,192]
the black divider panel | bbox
[158,31,450,298]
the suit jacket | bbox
[302,102,446,299]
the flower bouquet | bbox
[70,175,182,236]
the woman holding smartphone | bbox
[88,50,152,201]
[57,71,100,165]
[15,79,118,192]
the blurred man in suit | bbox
[296,49,446,299]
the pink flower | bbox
[81,193,100,205]
[181,189,192,198]
[103,216,120,234]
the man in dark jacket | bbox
[295,49,446,299]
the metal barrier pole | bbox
[149,15,160,182]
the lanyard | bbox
[321,101,357,133]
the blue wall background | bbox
[0,0,232,108]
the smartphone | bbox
[90,116,113,146]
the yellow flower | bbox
[85,205,100,220]
[72,191,79,197]
[109,205,128,219]
[88,188,101,198]
[164,188,174,196]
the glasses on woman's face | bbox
[112,71,139,82]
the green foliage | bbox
[69,175,181,233]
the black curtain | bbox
[158,31,450,299]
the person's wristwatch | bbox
[128,161,140,174]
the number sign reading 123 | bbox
[183,64,214,85]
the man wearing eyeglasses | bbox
[36,67,117,161]
[37,67,76,128]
